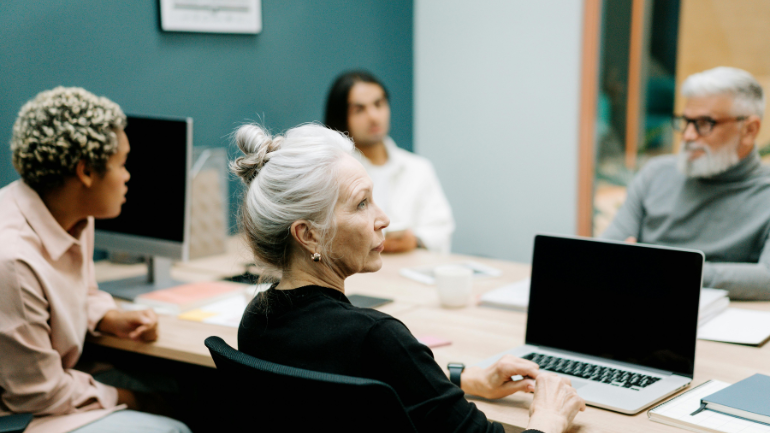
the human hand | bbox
[116,387,139,410]
[460,355,540,399]
[527,373,586,433]
[116,387,172,415]
[98,309,159,342]
[625,236,637,244]
[383,229,419,253]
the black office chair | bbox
[204,336,418,433]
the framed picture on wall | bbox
[159,0,262,34]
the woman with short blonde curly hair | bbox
[0,87,190,433]
[11,86,127,194]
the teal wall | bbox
[0,1,413,231]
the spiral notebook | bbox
[648,380,770,432]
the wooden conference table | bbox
[91,239,770,433]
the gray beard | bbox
[676,140,740,178]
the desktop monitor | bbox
[95,115,193,299]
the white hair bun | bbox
[231,124,283,184]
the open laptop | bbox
[477,234,704,414]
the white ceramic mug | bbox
[434,265,473,308]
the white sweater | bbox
[355,137,455,254]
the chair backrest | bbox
[204,336,418,433]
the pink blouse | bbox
[0,181,121,432]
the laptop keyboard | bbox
[522,353,661,391]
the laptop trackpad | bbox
[568,379,590,390]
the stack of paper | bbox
[478,279,530,312]
[400,261,501,285]
[178,283,271,327]
[699,288,729,327]
[135,281,247,314]
[178,296,247,327]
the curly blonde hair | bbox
[11,86,127,193]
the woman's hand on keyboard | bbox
[527,373,586,433]
[461,354,540,399]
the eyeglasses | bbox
[671,115,747,136]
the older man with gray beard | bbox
[601,67,770,300]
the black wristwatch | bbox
[447,362,465,387]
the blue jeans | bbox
[83,368,190,432]
[71,410,191,433]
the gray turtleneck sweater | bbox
[601,149,770,300]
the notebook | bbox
[648,380,770,432]
[699,374,770,424]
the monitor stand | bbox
[98,256,185,301]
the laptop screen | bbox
[525,235,703,378]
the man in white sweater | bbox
[602,67,770,299]
[324,70,455,254]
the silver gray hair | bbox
[230,123,355,276]
[11,86,127,193]
[681,67,765,119]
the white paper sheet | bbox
[478,279,530,312]
[698,308,770,346]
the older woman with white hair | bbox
[0,87,190,433]
[235,123,585,433]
